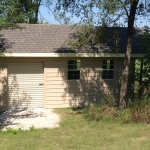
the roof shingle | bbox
[0,24,144,54]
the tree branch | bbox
[119,0,129,17]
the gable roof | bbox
[0,24,144,54]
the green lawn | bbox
[0,108,150,150]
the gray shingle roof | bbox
[0,24,144,53]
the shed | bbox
[0,24,144,110]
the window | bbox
[68,60,80,80]
[102,60,114,79]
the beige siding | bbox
[0,57,136,109]
[45,58,124,108]
[0,59,7,111]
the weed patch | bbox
[129,97,150,124]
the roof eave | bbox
[0,52,145,58]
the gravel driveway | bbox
[0,108,60,131]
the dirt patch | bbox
[0,108,60,131]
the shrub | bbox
[84,93,150,124]
[129,96,150,124]
[84,94,118,121]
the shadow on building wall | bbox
[57,65,121,107]
[0,76,8,111]
[0,75,32,111]
[8,75,32,109]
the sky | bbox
[39,4,78,25]
[39,3,150,28]
[39,5,56,24]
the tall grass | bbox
[84,94,119,121]
[129,95,150,124]
[84,94,150,124]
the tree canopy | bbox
[55,0,150,26]
[0,0,44,30]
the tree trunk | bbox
[34,0,42,23]
[119,0,138,109]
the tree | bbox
[135,27,150,98]
[0,0,36,30]
[1,0,42,24]
[17,0,42,23]
[55,0,150,108]
[0,0,68,25]
[119,0,138,108]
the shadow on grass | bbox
[0,108,46,129]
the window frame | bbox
[68,60,81,80]
[102,60,114,80]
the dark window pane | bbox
[68,65,74,69]
[110,65,114,69]
[109,70,114,74]
[108,74,113,79]
[110,60,114,64]
[103,70,108,75]
[74,64,77,69]
[68,75,74,80]
[102,74,107,79]
[68,71,74,75]
[74,74,80,79]
[74,60,77,64]
[68,60,74,64]
[102,70,114,79]
[74,70,80,75]
[103,65,107,69]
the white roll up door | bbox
[8,63,44,109]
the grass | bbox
[1,108,150,150]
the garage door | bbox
[8,63,44,109]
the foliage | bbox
[1,108,150,150]
[1,0,42,24]
[84,94,118,121]
[83,93,150,124]
[140,27,150,85]
[5,127,24,134]
[84,104,118,121]
[131,27,150,124]
[134,27,150,96]
[55,0,150,27]
[0,0,33,30]
[129,96,150,124]
[66,25,121,53]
